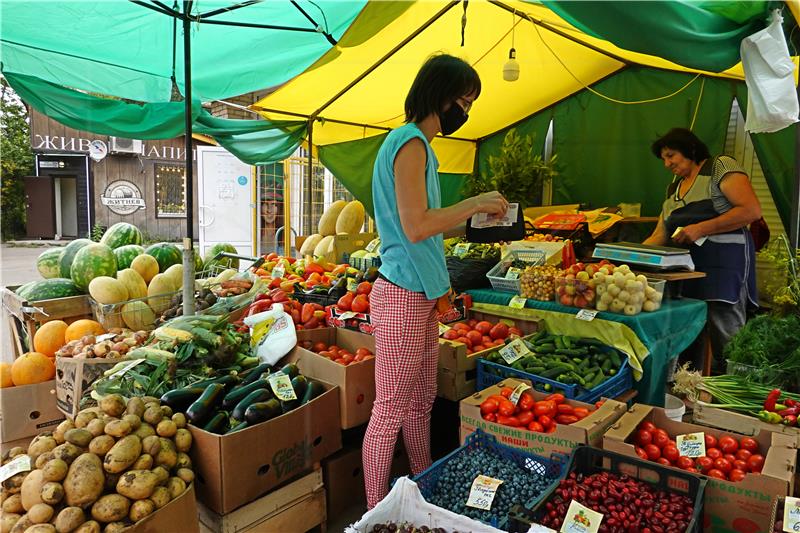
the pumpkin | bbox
[33,320,68,357]
[11,352,55,386]
[64,320,105,343]
[0,362,13,388]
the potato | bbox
[155,420,176,438]
[152,439,177,470]
[115,471,158,501]
[142,407,162,426]
[132,424,155,440]
[171,413,186,429]
[140,436,159,457]
[51,444,82,465]
[102,523,125,533]
[159,405,173,418]
[53,420,75,445]
[90,494,130,523]
[148,487,170,509]
[150,467,168,486]
[3,448,25,463]
[120,415,140,432]
[125,398,145,419]
[34,453,55,471]
[176,468,194,485]
[27,502,54,524]
[8,513,31,533]
[103,436,141,474]
[87,436,114,457]
[173,429,192,453]
[102,421,130,439]
[73,521,100,533]
[53,507,84,533]
[85,419,106,438]
[130,454,152,471]
[39,482,63,506]
[175,453,191,470]
[166,477,186,500]
[2,494,22,514]
[0,513,20,533]
[20,469,44,511]
[27,436,57,463]
[2,472,26,495]
[128,499,154,523]
[98,395,126,418]
[140,397,159,406]
[63,454,104,508]
[41,459,68,483]
[64,429,92,449]
[73,412,97,429]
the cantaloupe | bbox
[318,200,347,236]
[335,200,365,234]
[147,274,174,313]
[121,301,156,331]
[117,269,148,300]
[164,264,183,290]
[131,254,159,284]
[88,277,129,305]
[313,235,336,263]
[299,234,323,257]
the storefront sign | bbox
[101,180,145,215]
[33,134,194,160]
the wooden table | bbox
[634,270,707,281]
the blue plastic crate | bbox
[477,356,632,404]
[345,253,381,272]
[412,429,565,530]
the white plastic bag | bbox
[243,303,297,366]
[741,9,799,133]
[345,477,507,533]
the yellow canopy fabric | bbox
[253,0,749,174]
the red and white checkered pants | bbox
[363,277,439,508]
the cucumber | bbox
[239,363,271,386]
[232,389,273,422]
[300,381,325,405]
[226,421,249,434]
[203,411,229,434]
[244,399,282,425]
[160,386,205,411]
[609,351,622,367]
[222,377,270,410]
[540,364,574,378]
[186,383,226,425]
[535,344,555,354]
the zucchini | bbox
[232,389,273,422]
[160,386,205,411]
[222,377,271,410]
[186,383,226,425]
[278,363,300,379]
[300,381,325,405]
[227,421,249,434]
[203,411,229,434]
[239,363,271,386]
[280,375,308,413]
[189,374,240,390]
[244,399,282,425]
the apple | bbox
[574,295,588,308]
[560,293,574,306]
[576,271,590,281]
[565,284,576,296]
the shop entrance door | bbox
[24,176,55,238]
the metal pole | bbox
[305,119,313,236]
[182,0,196,317]
[792,85,800,249]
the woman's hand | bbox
[672,223,704,245]
[473,191,509,216]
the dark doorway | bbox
[24,176,55,239]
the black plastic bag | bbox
[446,256,497,293]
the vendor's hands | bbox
[473,191,509,216]
[673,223,704,245]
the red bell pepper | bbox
[764,388,782,412]
[246,299,273,317]
[254,293,271,302]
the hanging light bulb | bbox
[503,11,519,81]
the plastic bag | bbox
[446,256,496,293]
[243,303,297,366]
[741,9,799,133]
[345,477,506,533]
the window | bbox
[155,163,186,218]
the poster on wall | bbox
[100,180,145,215]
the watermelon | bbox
[145,242,183,273]
[59,238,92,278]
[203,243,240,271]
[193,246,204,275]
[70,243,118,291]
[14,281,37,298]
[100,222,143,250]
[17,278,82,301]
[114,244,145,270]
[37,248,63,279]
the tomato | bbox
[498,399,516,417]
[735,448,752,462]
[685,467,699,473]
[472,345,486,353]
[312,342,327,353]
[488,394,507,404]
[706,448,723,460]
[475,321,493,335]
[733,459,748,472]
[718,436,739,454]
[707,469,727,480]
[489,323,509,340]
[538,415,554,429]
[341,354,354,365]
[723,454,737,465]
[644,444,661,461]
[356,347,372,356]
[351,294,370,313]
[656,457,671,466]
[677,456,695,470]
[318,351,332,360]
[739,437,759,454]
[482,412,497,422]
[337,292,354,311]
[638,421,657,433]
[573,407,590,419]
[556,414,579,424]
[452,322,470,332]
[508,327,523,337]
[704,434,718,450]
[635,429,653,447]
[354,353,366,363]
[480,399,499,415]
[662,445,680,463]
[729,469,747,482]
[500,387,514,399]
[456,336,473,349]
[695,456,714,473]
[713,458,733,474]
[518,392,535,411]
[334,358,346,365]
[652,430,670,449]
[556,404,575,416]
[527,421,544,432]
[464,330,482,346]
[497,415,521,427]
[517,410,534,426]
[534,401,557,418]
[545,424,557,433]
[482,336,493,346]
[356,281,372,295]
[635,446,649,461]
[442,329,460,340]
[747,454,765,473]
[545,393,566,404]
[467,319,478,328]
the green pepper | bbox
[758,410,783,424]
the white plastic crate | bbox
[486,249,546,293]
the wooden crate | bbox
[198,466,326,533]
[437,367,475,401]
[692,403,800,442]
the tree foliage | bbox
[1,82,33,240]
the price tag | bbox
[499,338,531,365]
[676,432,706,458]
[575,309,598,321]
[453,242,471,258]
[560,500,604,533]
[465,475,503,510]
[365,238,381,253]
[106,359,146,380]
[509,295,527,309]
[338,311,358,320]
[0,454,31,483]
[505,267,522,280]
[271,263,285,279]
[509,382,532,405]
[268,372,297,401]
[438,322,451,336]
[783,496,800,532]
[346,278,359,292]
[96,333,117,342]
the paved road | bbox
[1,244,54,287]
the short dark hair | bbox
[651,128,710,163]
[405,54,481,123]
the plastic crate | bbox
[413,429,565,530]
[477,356,632,404]
[486,250,546,293]
[507,445,707,533]
[345,252,381,272]
[291,290,340,307]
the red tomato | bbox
[705,434,718,450]
[733,459,748,472]
[685,467,699,473]
[472,345,486,353]
[635,446,649,461]
[735,448,752,462]
[556,404,575,416]
[482,412,497,422]
[480,399,499,415]
[695,456,714,473]
[527,421,544,432]
[442,329,460,340]
[713,458,733,474]
[747,454,765,473]
[718,436,739,454]
[356,281,372,295]
[500,387,514,399]
[538,415,554,429]
[334,358,346,365]
[662,445,680,463]
[452,322,470,332]
[356,347,372,357]
[707,469,727,480]
[482,335,493,346]
[544,393,566,405]
[656,457,672,466]
[341,354,354,365]
[573,407,590,419]
[498,399,516,417]
[312,342,327,353]
[729,469,747,482]
[466,330,483,346]
[635,430,653,447]
[677,456,695,470]
[508,327,523,337]
[706,448,723,460]
[456,336,472,349]
[497,415,521,427]
[652,430,670,449]
[644,444,661,461]
[489,323,509,340]
[723,454,737,465]
[534,401,557,418]
[474,321,493,335]
[318,350,333,360]
[739,437,759,454]
[467,319,478,328]
[639,421,657,433]
[518,392,534,411]
[517,411,534,426]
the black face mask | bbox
[439,103,468,136]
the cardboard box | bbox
[437,367,475,401]
[604,404,798,533]
[296,233,376,263]
[1,436,33,455]
[129,485,199,533]
[326,306,375,335]
[692,403,800,438]
[1,380,65,442]
[459,378,627,458]
[55,357,119,418]
[189,382,342,514]
[287,328,375,429]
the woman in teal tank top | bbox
[363,54,509,508]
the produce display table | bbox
[466,289,707,406]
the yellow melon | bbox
[11,352,55,386]
[33,320,68,357]
[147,274,174,313]
[131,254,159,284]
[164,264,184,290]
[88,276,129,305]
[299,234,323,257]
[335,200,365,234]
[313,235,336,263]
[0,362,13,388]
[64,319,105,342]
[318,200,348,236]
[121,301,156,331]
[117,268,148,300]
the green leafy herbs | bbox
[723,313,800,383]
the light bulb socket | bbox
[508,47,516,60]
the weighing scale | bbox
[592,242,695,271]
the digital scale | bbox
[592,242,695,271]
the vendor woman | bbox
[644,128,761,371]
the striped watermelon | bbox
[193,246,204,274]
[145,242,183,273]
[114,244,145,270]
[37,248,63,279]
[203,243,240,271]
[100,222,143,250]
[59,238,92,278]
[70,243,118,291]
[17,278,82,301]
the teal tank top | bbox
[372,123,450,300]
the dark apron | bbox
[664,199,756,303]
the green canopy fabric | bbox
[540,1,768,72]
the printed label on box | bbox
[347,278,358,292]
[0,454,31,483]
[676,432,706,458]
[505,267,522,280]
[560,500,603,533]
[466,475,503,510]
[268,372,297,401]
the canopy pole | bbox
[306,119,314,236]
[182,0,196,317]
[792,84,800,249]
